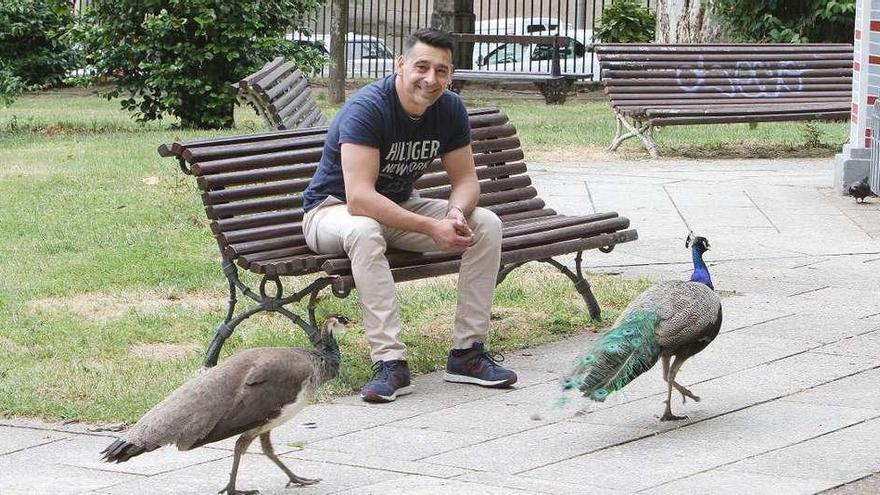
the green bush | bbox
[713,0,855,43]
[0,66,25,106]
[594,0,656,43]
[0,0,78,89]
[75,0,325,129]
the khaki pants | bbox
[303,196,502,362]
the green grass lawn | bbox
[0,85,846,424]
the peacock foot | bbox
[218,487,259,495]
[286,475,320,487]
[660,411,688,422]
[673,383,700,403]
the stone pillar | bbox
[834,0,876,192]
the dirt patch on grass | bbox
[129,342,200,361]
[29,290,224,323]
[0,336,28,354]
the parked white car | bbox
[470,16,567,69]
[287,32,396,79]
[475,28,599,77]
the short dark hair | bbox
[403,28,455,57]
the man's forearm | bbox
[347,191,437,235]
[446,181,480,216]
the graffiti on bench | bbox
[675,60,807,98]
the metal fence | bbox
[294,0,655,79]
[71,0,655,80]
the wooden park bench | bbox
[595,43,853,156]
[451,34,593,104]
[158,107,638,366]
[232,57,326,130]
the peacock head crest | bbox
[685,232,711,255]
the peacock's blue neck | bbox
[690,247,714,289]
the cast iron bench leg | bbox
[608,112,658,157]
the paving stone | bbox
[0,432,230,476]
[333,474,535,494]
[283,448,466,478]
[308,424,489,461]
[783,367,880,410]
[723,417,880,485]
[639,468,830,495]
[205,402,413,454]
[453,471,628,495]
[99,451,398,495]
[823,472,880,495]
[0,425,71,455]
[522,400,876,492]
[813,328,880,358]
[0,461,141,495]
[423,420,649,474]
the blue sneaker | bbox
[443,342,517,388]
[360,360,413,403]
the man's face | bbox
[396,41,453,109]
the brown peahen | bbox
[561,234,722,421]
[100,314,349,495]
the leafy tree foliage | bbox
[0,0,78,104]
[75,0,325,129]
[712,0,855,43]
[594,0,657,43]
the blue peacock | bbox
[561,233,722,421]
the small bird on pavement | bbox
[846,177,873,203]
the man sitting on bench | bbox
[302,28,518,403]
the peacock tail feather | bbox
[562,310,662,402]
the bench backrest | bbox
[233,57,326,130]
[159,108,552,275]
[595,43,853,106]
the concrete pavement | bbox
[3,157,880,494]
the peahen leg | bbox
[259,432,320,487]
[219,433,259,495]
[660,356,689,422]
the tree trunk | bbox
[327,0,348,105]
[431,0,475,69]
[655,0,726,43]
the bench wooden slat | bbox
[601,59,851,70]
[604,76,850,87]
[650,111,849,126]
[643,103,850,117]
[198,163,317,189]
[223,221,302,245]
[272,78,311,113]
[330,229,638,291]
[608,90,850,101]
[599,52,851,62]
[486,198,546,216]
[211,210,304,235]
[183,134,327,163]
[251,60,298,91]
[602,68,852,79]
[238,57,284,88]
[203,178,312,204]
[415,162,528,189]
[323,216,629,275]
[595,43,851,53]
[499,208,557,222]
[606,83,852,95]
[207,195,303,220]
[265,69,305,101]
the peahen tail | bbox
[561,311,662,401]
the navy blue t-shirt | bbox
[302,75,471,212]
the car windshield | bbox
[484,43,526,65]
[532,40,586,61]
[347,41,392,60]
